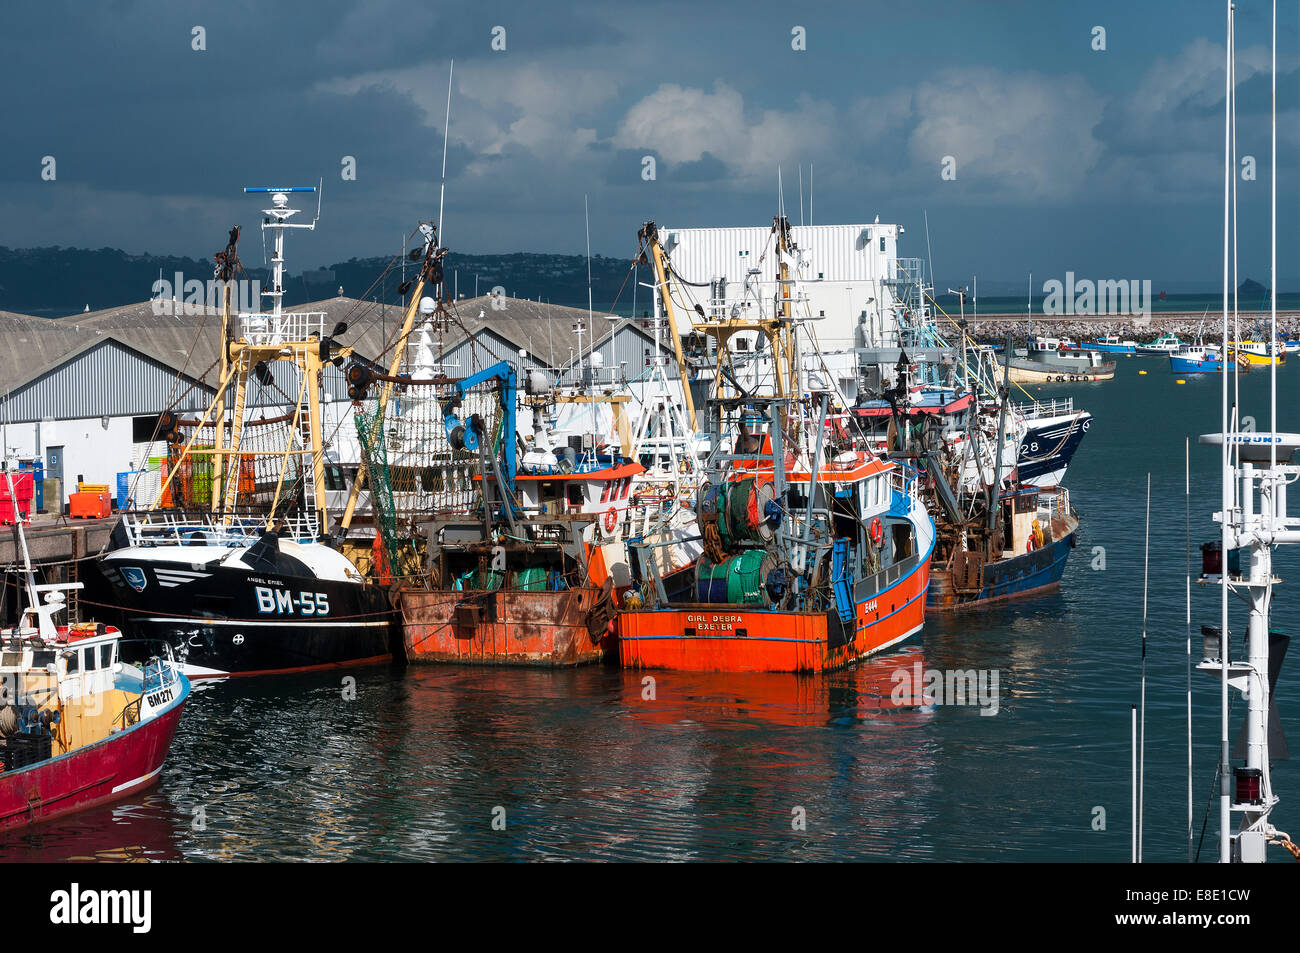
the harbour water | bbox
[3,357,1297,862]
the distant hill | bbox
[0,246,643,317]
[1238,277,1268,303]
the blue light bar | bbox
[243,187,317,193]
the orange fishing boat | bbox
[618,441,933,672]
[347,227,634,665]
[615,218,935,673]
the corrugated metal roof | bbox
[0,295,618,421]
[0,337,215,422]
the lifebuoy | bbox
[603,507,619,534]
[869,517,884,546]
[1026,535,1036,553]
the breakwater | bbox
[961,312,1300,347]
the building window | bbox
[132,415,164,442]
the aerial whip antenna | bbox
[438,60,454,245]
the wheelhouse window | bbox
[324,464,347,492]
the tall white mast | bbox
[244,184,320,329]
[1196,1,1295,864]
[1217,0,1233,865]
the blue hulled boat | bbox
[1169,344,1224,374]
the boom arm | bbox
[444,360,518,485]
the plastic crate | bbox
[69,491,111,519]
[116,471,147,510]
[2,731,52,770]
[0,471,34,526]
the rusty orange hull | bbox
[399,587,611,666]
[618,556,931,673]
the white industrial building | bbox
[656,222,905,350]
[648,221,925,405]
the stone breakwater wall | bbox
[967,312,1300,346]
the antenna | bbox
[1139,471,1150,862]
[798,164,804,227]
[1186,435,1194,862]
[1132,703,1138,863]
[1270,0,1277,466]
[1217,0,1233,865]
[438,60,454,245]
[924,210,935,290]
[585,195,596,441]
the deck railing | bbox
[240,310,328,346]
[1011,397,1075,419]
[120,511,320,546]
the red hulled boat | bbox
[0,469,189,831]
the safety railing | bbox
[240,310,327,346]
[1011,397,1075,419]
[120,511,320,546]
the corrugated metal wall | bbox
[560,324,681,384]
[442,329,555,379]
[661,224,896,286]
[0,339,214,422]
[658,223,901,350]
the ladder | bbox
[221,351,251,514]
[295,356,318,519]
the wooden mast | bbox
[339,229,443,533]
[640,222,698,432]
[211,226,241,515]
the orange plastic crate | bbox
[69,491,111,519]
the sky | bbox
[1,0,1298,290]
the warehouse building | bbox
[0,292,676,511]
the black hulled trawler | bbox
[84,188,394,678]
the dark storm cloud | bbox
[0,0,1297,287]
